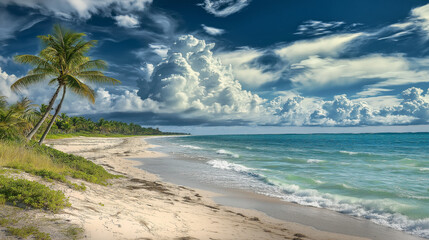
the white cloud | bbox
[411,3,429,37]
[295,20,345,36]
[148,44,169,58]
[275,33,362,62]
[0,0,152,20]
[201,24,225,36]
[289,54,429,91]
[0,67,20,102]
[386,87,429,123]
[2,62,428,127]
[272,88,428,126]
[199,0,251,17]
[139,63,154,80]
[137,35,266,121]
[61,88,155,114]
[0,66,151,115]
[217,48,282,88]
[114,15,139,28]
[354,88,393,97]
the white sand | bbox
[44,136,369,240]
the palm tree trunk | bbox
[26,84,62,141]
[38,87,66,145]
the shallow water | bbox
[148,133,429,238]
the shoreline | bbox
[138,137,426,240]
[44,136,422,239]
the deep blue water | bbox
[150,133,429,238]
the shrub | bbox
[0,175,70,212]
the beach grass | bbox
[0,140,119,187]
[0,141,69,176]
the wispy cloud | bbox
[295,20,345,36]
[201,24,225,36]
[199,0,251,17]
[0,0,153,20]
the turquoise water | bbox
[152,133,429,238]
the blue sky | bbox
[0,0,428,134]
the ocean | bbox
[146,133,429,238]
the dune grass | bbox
[0,141,69,176]
[0,140,119,188]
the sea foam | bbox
[207,159,251,173]
[180,145,203,150]
[264,180,429,239]
[216,149,239,158]
[307,159,324,163]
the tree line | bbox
[0,96,178,140]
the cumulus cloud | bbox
[295,20,345,36]
[0,0,152,20]
[201,24,225,36]
[0,66,151,115]
[272,88,428,126]
[114,15,139,28]
[385,87,429,123]
[60,88,156,114]
[0,67,20,102]
[137,35,265,121]
[2,58,428,127]
[199,0,251,17]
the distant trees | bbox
[0,96,173,140]
[11,24,120,144]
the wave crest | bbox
[216,149,239,158]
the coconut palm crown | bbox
[11,24,120,144]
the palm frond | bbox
[64,75,96,103]
[14,55,51,68]
[76,74,121,85]
[77,60,108,71]
[11,74,49,92]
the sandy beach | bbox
[22,136,372,240]
[0,136,406,240]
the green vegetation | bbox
[45,113,177,137]
[0,175,70,212]
[7,226,51,240]
[63,226,85,240]
[31,142,119,185]
[12,24,120,145]
[0,140,118,187]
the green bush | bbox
[0,175,70,212]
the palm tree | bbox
[11,24,120,144]
[0,97,36,140]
